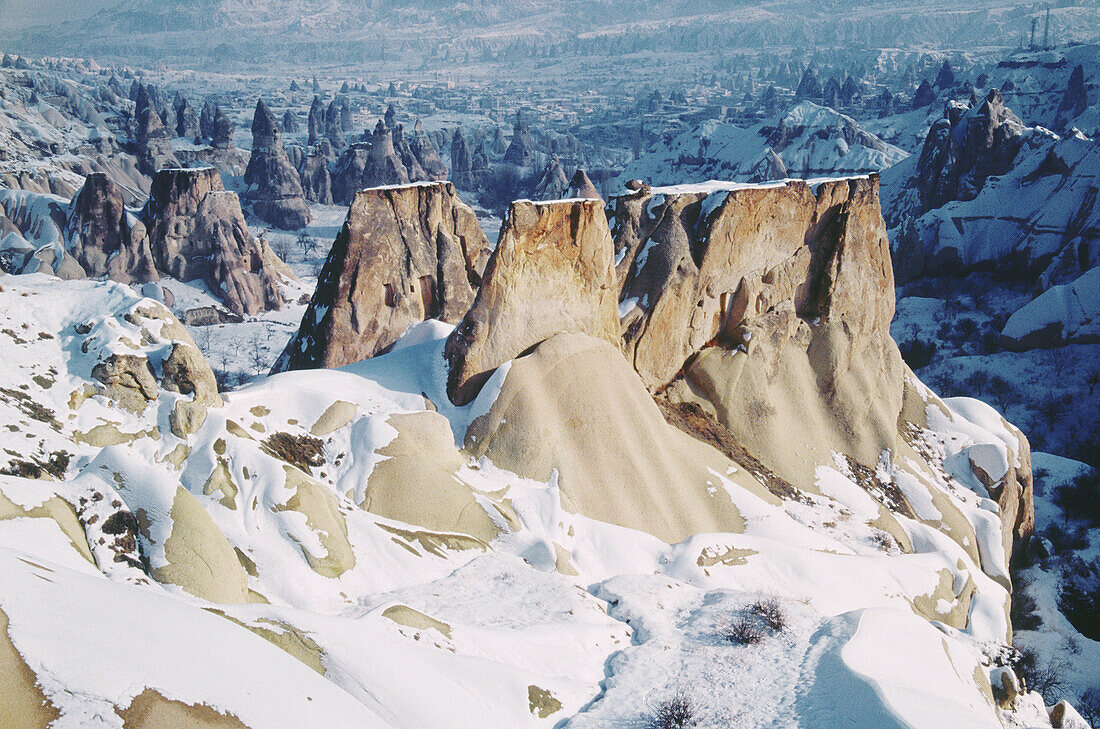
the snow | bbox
[1002,267,1100,345]
[617,103,907,189]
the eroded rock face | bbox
[410,119,448,181]
[142,167,287,316]
[331,123,409,205]
[450,128,476,189]
[297,146,333,205]
[65,173,158,284]
[274,181,490,372]
[243,98,311,230]
[133,84,178,175]
[444,198,620,405]
[566,169,602,201]
[534,156,569,200]
[465,332,767,543]
[503,112,535,167]
[615,177,904,487]
[916,90,1024,213]
[211,107,234,150]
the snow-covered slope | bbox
[0,265,1061,729]
[615,102,907,189]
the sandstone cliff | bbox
[444,197,620,405]
[274,181,490,372]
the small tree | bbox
[989,376,1014,412]
[1050,347,1072,377]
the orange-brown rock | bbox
[274,181,490,372]
[445,198,620,405]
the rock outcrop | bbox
[274,181,490,372]
[613,178,906,486]
[173,95,199,139]
[133,84,178,175]
[444,198,620,405]
[331,123,409,204]
[66,172,158,284]
[566,169,602,201]
[503,112,536,167]
[307,95,324,146]
[393,124,427,181]
[198,101,215,141]
[533,156,569,200]
[464,332,765,543]
[243,98,311,230]
[409,119,448,180]
[449,128,479,190]
[297,145,333,205]
[211,107,234,150]
[915,90,1024,213]
[142,167,288,316]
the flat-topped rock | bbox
[444,197,620,405]
[274,181,490,372]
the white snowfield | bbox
[615,102,908,189]
[0,275,1055,728]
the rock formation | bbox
[915,90,1024,213]
[450,127,476,189]
[133,84,178,175]
[199,101,215,141]
[307,95,324,146]
[503,112,536,167]
[274,181,490,372]
[297,145,333,205]
[243,98,311,230]
[331,122,409,205]
[533,156,569,200]
[384,102,397,130]
[65,173,158,284]
[324,100,346,152]
[282,109,299,134]
[566,169,602,201]
[173,95,199,139]
[142,167,288,315]
[613,178,903,483]
[464,332,761,543]
[393,124,427,181]
[1055,64,1088,131]
[211,106,234,150]
[410,119,448,180]
[444,198,619,405]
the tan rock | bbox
[616,177,904,488]
[445,198,620,405]
[276,466,355,578]
[362,411,500,542]
[274,181,490,372]
[149,486,250,604]
[91,353,159,413]
[465,333,776,544]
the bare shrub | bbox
[651,692,696,729]
[721,616,765,645]
[750,597,787,632]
